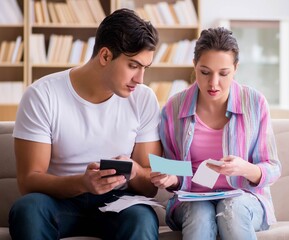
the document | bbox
[149,154,193,176]
[191,159,224,188]
[99,195,164,213]
[175,189,244,201]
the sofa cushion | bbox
[270,119,289,221]
[0,122,20,227]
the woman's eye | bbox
[201,71,209,75]
[220,73,229,77]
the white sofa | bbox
[1,120,289,240]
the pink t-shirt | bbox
[190,115,233,192]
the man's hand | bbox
[83,162,126,195]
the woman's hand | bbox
[150,172,179,189]
[207,155,262,184]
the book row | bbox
[30,34,95,64]
[153,39,197,65]
[149,79,189,108]
[32,0,106,25]
[0,79,190,105]
[135,0,198,26]
[0,36,23,63]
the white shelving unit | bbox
[219,19,289,109]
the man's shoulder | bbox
[29,69,70,91]
[132,84,156,99]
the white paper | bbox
[99,195,164,213]
[191,159,223,188]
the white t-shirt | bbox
[13,69,160,176]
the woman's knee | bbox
[216,195,254,222]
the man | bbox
[9,9,161,240]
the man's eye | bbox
[129,64,138,69]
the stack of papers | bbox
[99,195,164,213]
[175,189,244,201]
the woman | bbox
[151,27,281,240]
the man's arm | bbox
[15,138,126,198]
[128,140,162,197]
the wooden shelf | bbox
[0,0,200,120]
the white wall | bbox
[201,0,289,29]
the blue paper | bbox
[149,154,193,176]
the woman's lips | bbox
[208,89,219,96]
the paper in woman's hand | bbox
[191,159,223,188]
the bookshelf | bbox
[0,0,200,120]
[0,0,25,120]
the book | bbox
[54,3,68,24]
[86,0,106,24]
[15,42,24,62]
[8,0,23,23]
[143,4,158,25]
[67,0,82,23]
[11,36,22,63]
[173,1,187,25]
[157,2,175,25]
[80,41,88,63]
[47,2,59,24]
[6,41,16,62]
[58,35,73,63]
[47,34,58,63]
[0,41,9,62]
[168,79,189,99]
[30,34,46,63]
[0,0,23,24]
[69,39,84,64]
[75,0,95,24]
[154,81,173,107]
[52,35,64,63]
[0,81,23,104]
[168,3,179,24]
[175,189,244,201]
[83,36,95,63]
[183,0,198,26]
[160,43,173,63]
[150,4,164,25]
[34,1,44,24]
[41,0,50,24]
[153,43,168,64]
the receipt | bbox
[191,159,223,188]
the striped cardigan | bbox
[160,80,281,230]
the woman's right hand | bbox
[150,172,179,189]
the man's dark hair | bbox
[194,27,239,65]
[92,8,159,59]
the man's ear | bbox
[99,47,112,65]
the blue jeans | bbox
[9,191,159,240]
[173,192,267,240]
